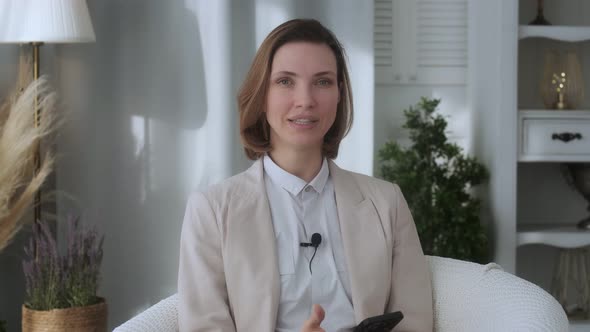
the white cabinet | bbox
[374,0,467,85]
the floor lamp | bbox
[0,0,95,233]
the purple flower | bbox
[22,216,104,310]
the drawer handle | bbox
[552,132,582,142]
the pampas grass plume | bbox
[0,76,59,252]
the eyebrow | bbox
[271,70,336,77]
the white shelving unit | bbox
[518,224,590,248]
[470,2,590,329]
[517,17,590,332]
[519,25,590,41]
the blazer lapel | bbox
[225,159,280,331]
[329,161,390,323]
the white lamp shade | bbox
[0,0,96,43]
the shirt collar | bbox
[263,155,330,196]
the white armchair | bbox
[114,256,568,332]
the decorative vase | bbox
[563,52,585,109]
[22,298,107,332]
[540,50,560,109]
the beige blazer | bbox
[178,159,433,331]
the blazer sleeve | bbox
[178,192,237,332]
[387,184,434,332]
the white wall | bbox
[54,0,233,328]
[318,1,374,175]
[468,0,518,272]
[52,0,374,329]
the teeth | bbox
[292,119,313,124]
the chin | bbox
[290,140,324,151]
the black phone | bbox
[352,311,404,332]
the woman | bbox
[178,19,433,332]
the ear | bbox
[338,82,342,102]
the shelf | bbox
[519,25,590,41]
[518,224,590,248]
[519,110,590,118]
[570,319,590,332]
[519,155,590,163]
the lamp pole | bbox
[32,42,43,225]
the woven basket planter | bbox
[22,298,107,332]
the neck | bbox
[268,148,323,183]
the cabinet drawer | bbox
[521,118,590,161]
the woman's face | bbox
[266,41,340,155]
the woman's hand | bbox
[300,304,325,332]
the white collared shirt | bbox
[263,155,355,332]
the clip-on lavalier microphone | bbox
[300,233,322,274]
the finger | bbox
[301,304,326,331]
[309,304,326,328]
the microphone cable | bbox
[300,233,322,274]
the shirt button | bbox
[305,186,312,192]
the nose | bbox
[294,85,316,109]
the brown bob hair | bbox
[237,19,354,160]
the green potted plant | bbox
[21,216,107,332]
[378,97,489,263]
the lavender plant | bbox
[63,216,104,307]
[23,221,64,310]
[22,216,104,310]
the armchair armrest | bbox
[428,256,568,332]
[113,294,178,332]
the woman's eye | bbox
[277,78,292,86]
[316,79,332,86]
